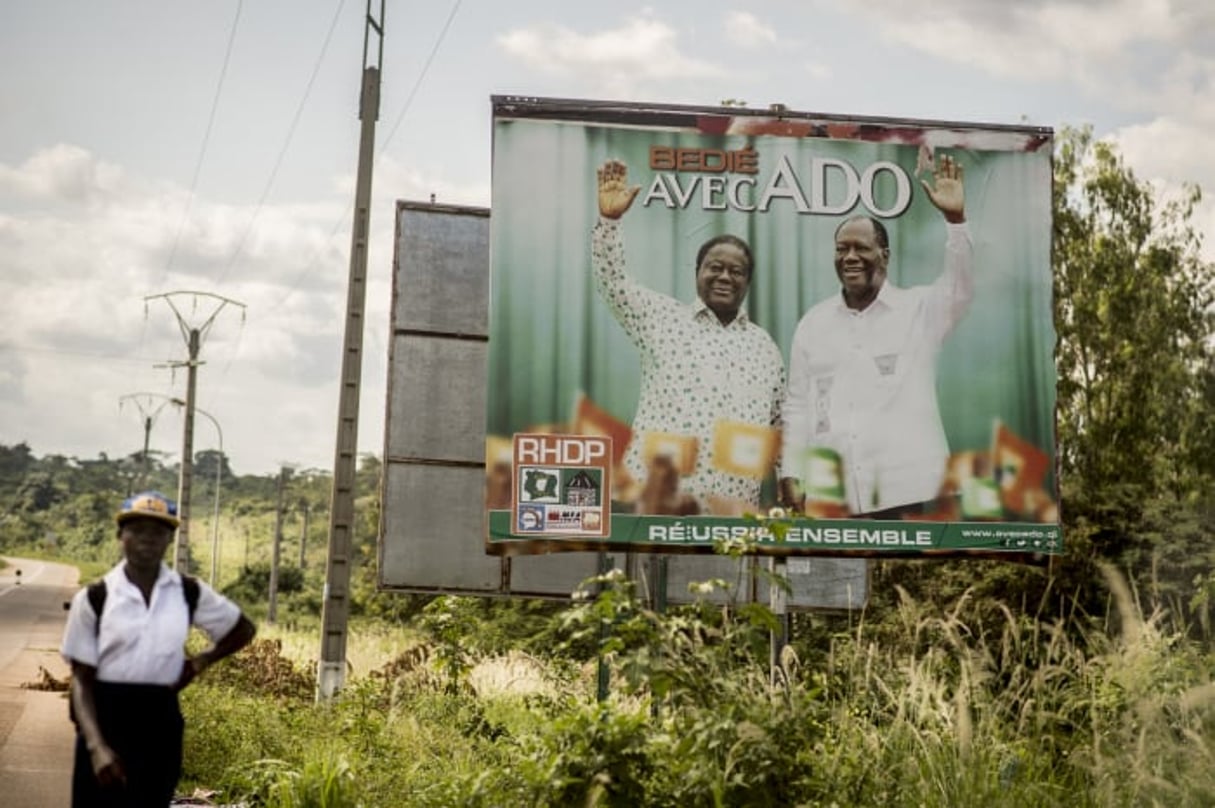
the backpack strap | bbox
[181,574,200,622]
[87,580,107,637]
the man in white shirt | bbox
[779,154,972,517]
[593,159,785,514]
[61,490,255,807]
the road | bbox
[0,557,78,806]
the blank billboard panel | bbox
[380,463,500,592]
[394,202,489,335]
[386,334,486,463]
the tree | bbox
[1051,127,1214,623]
[1054,127,1213,503]
[879,129,1214,626]
[355,453,381,497]
[194,449,233,490]
[0,442,34,485]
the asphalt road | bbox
[0,557,79,806]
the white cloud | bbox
[830,0,1210,119]
[847,0,1167,73]
[825,0,1215,246]
[1109,116,1215,261]
[1111,117,1215,190]
[1150,50,1215,127]
[496,14,726,95]
[371,155,491,209]
[0,144,127,207]
[725,11,778,48]
[0,143,376,474]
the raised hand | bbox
[920,153,965,223]
[597,159,641,220]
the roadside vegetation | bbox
[171,560,1214,807]
[1,127,1212,805]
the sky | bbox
[2,0,1213,478]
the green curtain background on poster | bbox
[487,118,1055,492]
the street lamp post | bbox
[174,400,223,588]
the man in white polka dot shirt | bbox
[592,159,785,515]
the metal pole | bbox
[185,406,224,588]
[596,552,612,703]
[649,555,667,719]
[299,502,310,569]
[210,433,221,587]
[175,328,199,573]
[269,466,287,624]
[769,558,789,684]
[318,0,384,702]
[140,417,152,492]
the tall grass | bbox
[181,564,1215,806]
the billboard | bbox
[380,200,869,609]
[487,97,1059,558]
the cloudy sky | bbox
[2,0,1212,477]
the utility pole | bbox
[299,501,310,569]
[117,393,175,492]
[268,465,289,624]
[146,291,245,573]
[318,0,384,702]
[121,393,226,586]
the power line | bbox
[378,0,463,154]
[271,0,464,312]
[0,341,159,365]
[157,0,245,289]
[209,0,350,406]
[216,0,350,286]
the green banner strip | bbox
[489,511,1062,555]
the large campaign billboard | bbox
[486,97,1059,558]
[380,200,869,610]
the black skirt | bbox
[72,681,183,808]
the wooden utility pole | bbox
[318,0,384,702]
[146,292,245,573]
[268,465,288,624]
[299,502,310,569]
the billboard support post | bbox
[769,558,789,685]
[596,552,612,703]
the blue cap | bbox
[116,491,180,528]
